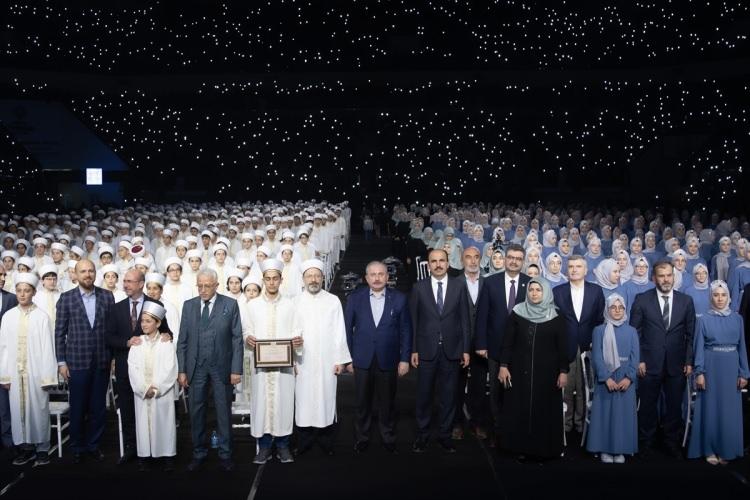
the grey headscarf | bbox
[706,280,732,316]
[713,236,731,281]
[602,293,627,374]
[691,263,709,290]
[593,258,620,290]
[512,277,559,324]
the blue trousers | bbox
[68,367,109,453]
[258,434,290,449]
[189,363,233,460]
[415,348,460,441]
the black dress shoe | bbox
[412,437,427,453]
[354,440,369,453]
[219,458,235,472]
[186,458,204,472]
[118,448,136,465]
[438,439,457,453]
[88,449,104,462]
[383,443,398,454]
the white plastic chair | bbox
[418,261,429,281]
[49,401,70,458]
[580,351,595,447]
[682,374,697,448]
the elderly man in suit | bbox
[105,268,170,465]
[0,268,19,459]
[345,261,412,454]
[552,254,605,435]
[410,249,471,453]
[630,260,695,459]
[55,259,116,463]
[177,269,243,472]
[475,243,530,447]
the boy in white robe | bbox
[127,301,178,471]
[0,273,58,466]
[32,264,61,330]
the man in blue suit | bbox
[177,269,243,472]
[410,249,471,453]
[55,259,115,463]
[475,243,529,446]
[0,268,19,459]
[553,254,605,434]
[345,261,412,454]
[630,260,695,458]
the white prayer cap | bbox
[200,230,213,238]
[242,275,262,290]
[130,244,145,258]
[256,245,271,257]
[16,238,30,248]
[101,229,113,237]
[98,245,114,257]
[15,272,39,289]
[281,230,295,241]
[134,257,151,268]
[33,237,48,247]
[118,240,133,251]
[1,250,18,261]
[186,249,202,260]
[38,264,58,277]
[216,236,231,248]
[254,230,265,238]
[18,256,35,270]
[241,232,254,240]
[68,259,78,269]
[70,245,85,257]
[301,259,324,274]
[101,263,119,276]
[58,234,71,243]
[235,257,252,268]
[145,272,166,287]
[164,257,183,270]
[132,236,145,244]
[226,267,246,281]
[313,213,324,220]
[190,222,201,230]
[265,224,277,232]
[229,225,239,233]
[51,242,67,252]
[297,228,309,237]
[175,239,188,249]
[186,235,198,244]
[163,229,174,238]
[84,235,97,244]
[260,258,284,275]
[279,244,294,254]
[142,301,166,321]
[213,243,228,255]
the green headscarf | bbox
[512,277,559,323]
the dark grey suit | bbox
[455,274,488,429]
[0,290,18,449]
[177,293,243,460]
[410,276,471,441]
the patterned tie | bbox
[130,300,138,332]
[661,295,670,330]
[436,281,444,314]
[201,299,211,328]
[507,279,516,314]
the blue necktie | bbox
[201,300,210,328]
[436,281,444,314]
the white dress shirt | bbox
[431,276,448,305]
[465,273,479,305]
[504,273,520,307]
[570,282,585,322]
[657,289,674,328]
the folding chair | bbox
[682,374,697,448]
[418,261,429,281]
[49,401,70,458]
[562,388,567,449]
[580,351,595,446]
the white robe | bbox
[162,280,193,316]
[245,293,298,438]
[32,288,60,330]
[293,290,351,428]
[0,306,58,446]
[127,335,178,457]
[293,242,317,262]
[279,263,303,299]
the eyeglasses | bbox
[505,256,523,262]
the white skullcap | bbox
[98,245,114,257]
[134,257,151,267]
[16,238,30,248]
[254,230,265,238]
[51,242,67,252]
[256,245,271,257]
[142,301,166,321]
[162,229,173,238]
[38,264,58,277]
[242,274,262,290]
[175,239,188,249]
[226,267,246,281]
[279,244,294,254]
[164,257,183,270]
[70,245,85,257]
[118,240,133,250]
[186,249,202,260]
[265,224,277,232]
[101,263,119,276]
[15,272,39,289]
[186,235,198,244]
[145,272,166,287]
[200,230,212,238]
[18,256,35,270]
[1,250,18,260]
[213,243,228,255]
[101,229,113,237]
[33,237,48,246]
[301,259,324,274]
[84,235,97,243]
[260,258,283,274]
[235,257,252,268]
[241,232,254,240]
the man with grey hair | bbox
[177,269,243,472]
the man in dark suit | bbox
[345,261,412,454]
[552,254,605,434]
[55,259,116,463]
[630,260,695,458]
[452,246,487,440]
[177,269,243,472]
[105,269,170,465]
[410,249,470,453]
[0,268,19,458]
[475,243,530,446]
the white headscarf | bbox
[602,293,627,373]
[691,263,709,290]
[707,280,732,316]
[630,257,650,285]
[617,250,634,283]
[593,258,620,290]
[543,252,567,283]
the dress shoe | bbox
[118,448,136,465]
[219,458,235,472]
[472,425,488,440]
[12,449,36,466]
[88,449,105,462]
[354,440,369,453]
[412,437,428,453]
[451,425,464,440]
[600,453,614,464]
[438,439,457,454]
[186,457,205,472]
[383,443,397,454]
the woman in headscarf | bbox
[584,238,604,282]
[711,236,732,281]
[592,259,622,299]
[687,281,749,465]
[569,228,585,256]
[557,237,573,272]
[510,224,527,246]
[683,237,707,275]
[541,230,558,259]
[442,227,464,277]
[483,248,505,277]
[586,293,639,464]
[481,228,505,273]
[618,257,654,316]
[629,237,645,263]
[642,231,664,268]
[523,245,546,277]
[430,229,443,252]
[498,278,568,461]
[615,250,634,284]
[544,252,568,288]
[523,230,540,252]
[664,237,681,258]
[600,225,613,258]
[683,263,710,317]
[469,224,487,251]
[670,249,689,291]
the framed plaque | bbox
[254,339,294,368]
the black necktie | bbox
[661,295,670,330]
[130,300,138,332]
[436,281,444,314]
[507,279,516,314]
[201,300,210,328]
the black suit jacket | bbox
[553,281,606,361]
[475,272,530,361]
[629,288,695,377]
[410,276,471,361]
[105,295,170,369]
[460,274,484,347]
[0,290,18,320]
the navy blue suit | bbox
[630,288,695,449]
[345,286,412,444]
[55,286,115,454]
[0,290,18,449]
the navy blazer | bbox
[177,293,243,384]
[409,276,471,361]
[553,281,606,362]
[345,286,412,370]
[475,272,530,361]
[629,288,695,377]
[55,286,116,371]
[0,290,18,320]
